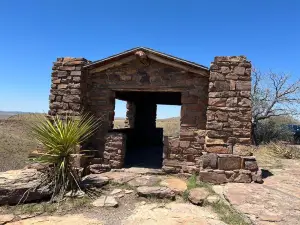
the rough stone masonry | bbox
[49,47,261,184]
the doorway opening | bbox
[112,91,181,168]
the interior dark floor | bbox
[123,146,164,169]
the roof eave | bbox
[83,47,209,73]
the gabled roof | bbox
[84,47,209,76]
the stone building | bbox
[49,47,261,183]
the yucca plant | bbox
[30,113,100,201]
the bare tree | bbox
[251,68,300,144]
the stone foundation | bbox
[199,153,261,184]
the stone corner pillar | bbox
[49,57,91,116]
[206,56,252,153]
[200,56,261,184]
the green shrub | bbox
[30,113,100,202]
[255,118,294,144]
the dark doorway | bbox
[113,91,181,168]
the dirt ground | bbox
[1,155,300,225]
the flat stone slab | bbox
[92,195,118,207]
[82,174,109,188]
[124,167,164,175]
[100,172,139,184]
[137,186,175,199]
[188,187,210,206]
[0,169,51,205]
[127,175,161,187]
[224,160,300,225]
[159,177,187,194]
[0,214,15,224]
[123,202,226,225]
[7,214,103,225]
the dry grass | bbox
[113,117,180,137]
[156,117,180,137]
[0,114,180,172]
[267,142,300,159]
[113,119,126,129]
[0,114,41,171]
[252,143,300,169]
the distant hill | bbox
[0,111,31,119]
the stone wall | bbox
[162,86,208,173]
[103,132,126,169]
[86,58,209,169]
[199,154,261,184]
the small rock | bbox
[65,190,85,198]
[137,186,175,200]
[110,188,123,195]
[117,194,124,198]
[92,196,118,207]
[188,187,209,206]
[0,214,14,224]
[82,174,109,188]
[125,189,134,194]
[160,177,187,194]
[207,195,220,204]
[128,175,161,187]
[104,196,118,207]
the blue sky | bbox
[0,0,299,118]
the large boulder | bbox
[0,169,51,205]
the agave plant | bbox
[30,113,100,201]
